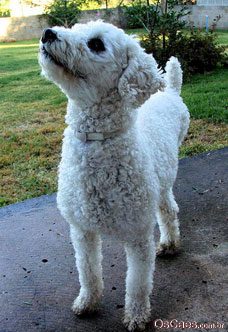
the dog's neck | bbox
[65,88,136,134]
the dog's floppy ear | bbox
[118,40,165,109]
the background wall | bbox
[0,8,127,42]
[0,6,227,42]
[188,5,228,29]
[0,15,47,41]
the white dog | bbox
[39,21,189,331]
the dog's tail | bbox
[165,57,182,96]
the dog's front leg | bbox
[70,224,104,315]
[124,238,156,331]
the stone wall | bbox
[79,7,128,27]
[0,15,47,42]
[0,6,228,42]
[0,8,128,42]
[186,5,228,29]
[197,0,228,5]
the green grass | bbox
[179,67,228,157]
[1,32,228,207]
[213,29,228,46]
[125,28,147,36]
[182,69,228,123]
[0,39,67,206]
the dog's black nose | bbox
[41,28,58,43]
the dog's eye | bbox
[88,38,105,53]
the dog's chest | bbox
[58,135,153,232]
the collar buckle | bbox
[75,130,122,143]
[82,132,88,143]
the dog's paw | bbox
[156,240,180,257]
[124,319,146,331]
[123,310,150,331]
[72,295,99,316]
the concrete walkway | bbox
[1,148,228,332]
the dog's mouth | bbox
[40,45,86,79]
[41,45,64,68]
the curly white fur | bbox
[39,21,190,331]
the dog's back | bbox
[135,57,189,194]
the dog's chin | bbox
[40,45,65,69]
[39,46,85,80]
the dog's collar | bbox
[75,130,123,143]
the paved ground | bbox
[1,148,228,332]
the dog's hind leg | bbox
[124,237,156,331]
[70,224,104,315]
[156,188,180,257]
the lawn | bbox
[0,40,67,206]
[0,31,228,207]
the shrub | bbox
[124,0,190,66]
[43,0,82,28]
[124,0,227,78]
[124,0,189,32]
[0,0,11,17]
[141,29,227,78]
[0,7,11,17]
[176,30,227,76]
[124,3,152,29]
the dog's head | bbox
[39,21,165,108]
